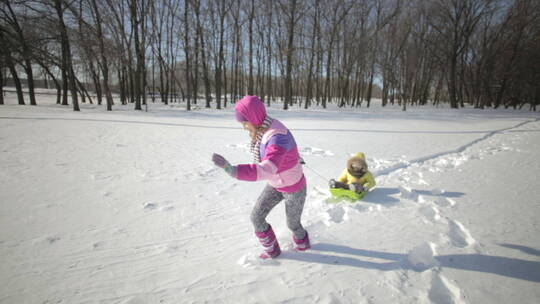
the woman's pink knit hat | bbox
[234,95,267,126]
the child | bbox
[212,95,309,259]
[329,152,376,193]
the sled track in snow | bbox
[374,118,540,177]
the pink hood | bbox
[234,96,267,126]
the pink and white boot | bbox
[293,231,311,251]
[255,225,281,259]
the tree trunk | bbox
[0,64,4,105]
[183,0,192,111]
[5,1,37,105]
[162,65,169,105]
[68,63,79,111]
[223,61,228,107]
[247,0,255,95]
[140,1,147,108]
[365,60,375,108]
[55,0,79,111]
[118,68,126,105]
[304,0,319,109]
[0,31,22,105]
[8,60,24,105]
[283,0,299,111]
[130,0,142,110]
[22,59,36,106]
[35,58,62,105]
[448,53,459,108]
[76,76,93,104]
[265,0,273,105]
[194,0,212,108]
[90,0,114,111]
[128,65,135,104]
[193,27,199,106]
[88,61,102,105]
[214,0,228,110]
[315,19,323,106]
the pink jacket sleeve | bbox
[236,144,286,182]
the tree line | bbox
[1,0,539,111]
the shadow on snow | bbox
[281,243,540,283]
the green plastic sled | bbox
[329,188,366,202]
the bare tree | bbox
[303,0,320,109]
[1,0,38,105]
[245,0,255,95]
[54,0,79,111]
[192,0,212,108]
[264,0,274,105]
[211,0,232,109]
[183,0,193,110]
[320,1,354,108]
[428,0,493,108]
[1,0,537,112]
[277,0,306,110]
[130,0,146,110]
[0,26,25,105]
[229,0,245,103]
[0,52,4,105]
[89,0,114,111]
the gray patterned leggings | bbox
[250,184,307,239]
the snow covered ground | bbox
[1,92,539,304]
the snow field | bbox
[1,93,540,303]
[227,110,539,303]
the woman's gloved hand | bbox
[212,153,236,177]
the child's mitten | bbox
[348,183,365,193]
[212,153,237,177]
[329,179,337,188]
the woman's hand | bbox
[212,153,236,177]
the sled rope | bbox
[303,163,330,183]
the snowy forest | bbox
[1,0,539,111]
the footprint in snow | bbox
[226,143,250,151]
[237,252,280,268]
[407,242,439,271]
[299,146,334,157]
[143,202,158,210]
[324,205,346,225]
[143,202,175,212]
[46,236,61,244]
[428,272,466,304]
[157,244,180,255]
[399,185,419,202]
[434,197,456,208]
[448,220,476,248]
[200,167,219,177]
[159,206,175,211]
[420,205,441,223]
[90,172,119,181]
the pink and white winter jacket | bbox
[234,96,306,193]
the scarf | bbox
[250,116,273,163]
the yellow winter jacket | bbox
[337,153,376,190]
